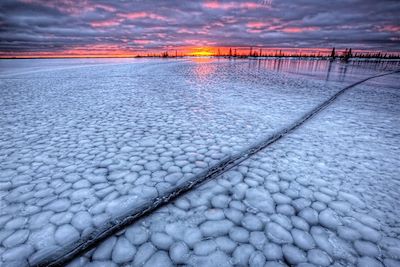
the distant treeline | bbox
[138,47,400,60]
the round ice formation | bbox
[319,208,342,230]
[242,214,263,231]
[125,226,149,245]
[229,226,249,243]
[150,232,173,250]
[265,222,293,244]
[245,188,275,213]
[144,251,173,267]
[282,244,307,264]
[133,243,156,266]
[200,220,233,237]
[291,228,315,250]
[263,243,283,260]
[111,237,136,264]
[54,224,80,245]
[307,249,332,266]
[169,242,189,264]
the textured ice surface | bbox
[0,58,399,265]
[67,72,400,266]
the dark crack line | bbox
[38,69,400,267]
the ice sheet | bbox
[67,73,400,266]
[0,58,398,265]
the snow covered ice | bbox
[0,58,399,266]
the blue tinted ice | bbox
[0,58,398,265]
[69,70,400,267]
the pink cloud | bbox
[177,28,195,34]
[212,22,224,27]
[379,25,400,32]
[94,3,116,12]
[281,27,319,33]
[20,0,116,15]
[203,1,264,10]
[90,19,121,28]
[133,39,151,45]
[119,12,168,21]
[91,11,170,29]
[157,33,167,38]
[247,22,268,29]
[184,39,216,46]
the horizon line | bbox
[1,46,400,59]
[1,55,400,60]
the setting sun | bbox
[189,47,215,56]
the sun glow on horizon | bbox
[188,47,216,56]
[1,46,398,59]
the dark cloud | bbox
[0,0,399,55]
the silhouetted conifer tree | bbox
[331,47,336,59]
[343,48,352,62]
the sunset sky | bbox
[0,0,399,57]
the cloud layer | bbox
[0,0,399,56]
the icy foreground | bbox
[0,58,399,266]
[67,74,400,266]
